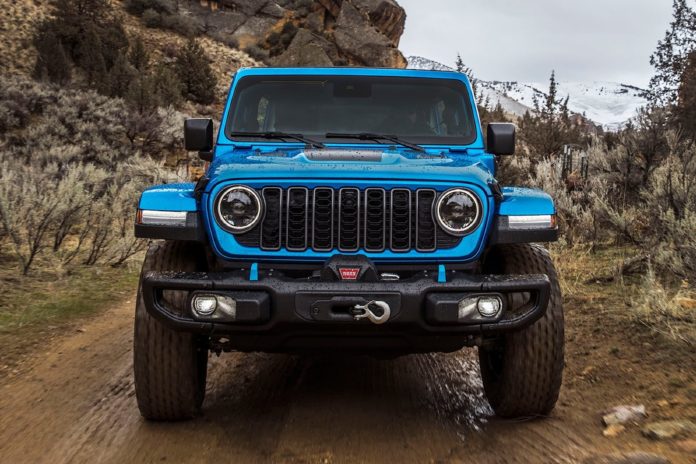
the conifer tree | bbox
[108,53,137,98]
[152,62,183,107]
[675,51,696,140]
[33,30,71,84]
[648,0,696,105]
[129,37,150,73]
[78,25,108,89]
[175,38,217,104]
[518,71,582,161]
[455,53,478,98]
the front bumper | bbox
[141,269,551,353]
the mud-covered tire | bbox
[478,243,564,418]
[133,241,209,421]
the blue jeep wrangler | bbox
[133,67,563,421]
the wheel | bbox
[133,241,209,421]
[478,243,564,418]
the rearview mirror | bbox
[184,118,214,161]
[487,123,515,156]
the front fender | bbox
[134,183,205,242]
[489,187,558,245]
[138,182,198,211]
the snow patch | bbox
[407,56,647,130]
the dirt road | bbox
[0,297,692,464]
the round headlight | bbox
[435,188,481,235]
[215,185,263,233]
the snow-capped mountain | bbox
[407,56,647,130]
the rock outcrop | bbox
[188,0,407,67]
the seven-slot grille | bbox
[234,187,464,252]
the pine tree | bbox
[175,38,217,104]
[33,30,71,84]
[152,62,183,107]
[545,71,558,116]
[455,53,466,73]
[78,25,108,88]
[126,75,158,113]
[675,51,696,139]
[518,71,582,161]
[454,53,477,98]
[648,0,696,105]
[108,53,137,98]
[129,36,150,72]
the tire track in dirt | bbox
[0,297,670,464]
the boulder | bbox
[272,28,334,67]
[334,1,406,67]
[219,0,268,16]
[350,0,406,45]
[184,0,407,67]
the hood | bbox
[206,146,496,191]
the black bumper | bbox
[141,270,551,353]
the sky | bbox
[397,0,676,88]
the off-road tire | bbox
[133,241,209,421]
[478,243,564,418]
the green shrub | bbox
[142,8,162,28]
[243,44,269,62]
[125,0,176,16]
[175,39,217,104]
[0,76,188,274]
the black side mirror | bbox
[487,123,515,156]
[184,118,214,161]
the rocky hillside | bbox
[178,0,406,67]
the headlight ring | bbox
[435,188,481,236]
[215,185,264,233]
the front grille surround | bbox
[232,186,472,253]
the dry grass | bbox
[0,257,139,333]
[551,243,696,346]
[632,268,696,345]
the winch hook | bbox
[352,300,391,324]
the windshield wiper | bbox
[229,131,325,149]
[325,132,425,152]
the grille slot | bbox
[260,187,282,250]
[364,188,386,252]
[390,189,411,251]
[312,188,334,251]
[338,188,361,252]
[416,189,437,251]
[286,187,308,251]
[233,187,465,252]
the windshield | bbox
[225,75,478,145]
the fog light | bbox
[458,297,478,320]
[215,295,237,319]
[192,295,217,316]
[477,296,502,317]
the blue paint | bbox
[497,187,556,216]
[205,147,496,189]
[438,264,447,283]
[136,67,557,265]
[201,180,494,263]
[249,263,258,281]
[138,183,197,211]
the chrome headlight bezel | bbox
[435,188,482,236]
[214,185,264,234]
